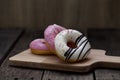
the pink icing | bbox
[29,39,49,50]
[44,24,66,50]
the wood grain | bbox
[1,28,120,80]
[0,29,94,80]
[88,28,120,80]
[1,0,120,29]
[0,29,44,80]
[0,28,23,65]
[9,49,104,72]
[42,70,93,80]
[9,49,120,72]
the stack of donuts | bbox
[30,24,91,62]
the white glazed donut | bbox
[55,29,91,62]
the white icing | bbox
[55,29,91,62]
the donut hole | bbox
[67,41,77,48]
[42,41,46,44]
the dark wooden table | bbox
[0,28,120,80]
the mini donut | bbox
[55,29,91,62]
[29,39,52,54]
[44,24,66,53]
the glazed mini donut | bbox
[44,24,66,53]
[55,29,91,62]
[29,39,52,54]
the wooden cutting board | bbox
[9,49,120,72]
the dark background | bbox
[0,0,120,30]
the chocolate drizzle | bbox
[75,34,84,45]
[76,40,88,60]
[81,47,91,60]
[64,48,72,57]
[64,34,91,62]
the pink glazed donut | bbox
[44,24,66,53]
[29,39,52,54]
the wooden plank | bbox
[0,28,23,65]
[2,0,120,29]
[95,69,120,80]
[9,49,120,72]
[6,29,94,80]
[88,28,120,80]
[88,28,120,56]
[0,29,44,80]
[34,0,65,29]
[42,70,93,80]
[62,0,79,29]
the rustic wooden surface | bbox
[0,28,23,65]
[8,49,105,72]
[9,48,120,72]
[0,28,120,80]
[0,0,120,29]
[0,28,93,80]
[88,28,120,80]
[0,29,44,80]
